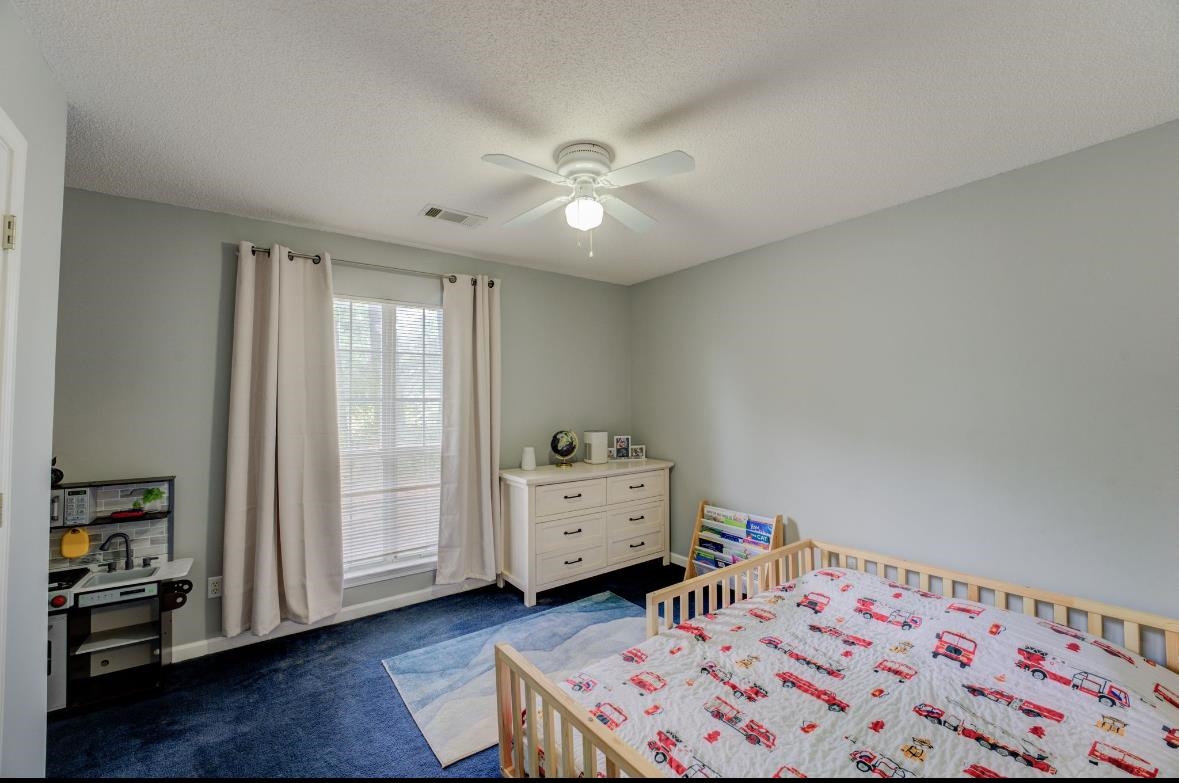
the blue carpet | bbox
[47,561,681,778]
[384,592,645,766]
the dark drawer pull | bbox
[563,493,582,500]
[564,557,583,566]
[629,541,646,548]
[628,515,646,522]
[563,528,583,536]
[628,483,645,489]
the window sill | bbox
[343,557,438,589]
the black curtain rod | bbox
[249,244,457,283]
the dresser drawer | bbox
[608,531,664,565]
[536,478,606,517]
[606,471,662,505]
[536,511,605,555]
[606,501,663,539]
[538,544,606,585]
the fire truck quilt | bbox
[552,567,1179,778]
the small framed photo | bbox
[630,444,646,460]
[613,434,630,459]
[606,447,616,459]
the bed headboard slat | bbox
[506,668,523,774]
[542,698,557,775]
[524,684,537,778]
[560,717,574,777]
[581,733,596,778]
[1124,621,1141,654]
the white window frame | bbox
[333,293,442,586]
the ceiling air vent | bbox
[419,204,486,228]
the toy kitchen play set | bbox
[48,475,193,712]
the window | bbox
[333,296,442,578]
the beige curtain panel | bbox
[222,242,344,637]
[437,273,501,584]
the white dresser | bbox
[500,459,673,606]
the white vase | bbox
[521,446,536,471]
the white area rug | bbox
[382,591,645,766]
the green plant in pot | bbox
[112,487,165,519]
[136,486,165,513]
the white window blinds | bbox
[334,296,443,574]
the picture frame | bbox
[606,447,616,460]
[630,444,646,460]
[613,434,630,459]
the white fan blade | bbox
[601,195,656,233]
[503,196,572,227]
[598,150,694,188]
[482,154,570,185]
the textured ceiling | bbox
[14,1,1179,284]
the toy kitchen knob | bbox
[160,579,193,612]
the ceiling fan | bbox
[482,141,695,234]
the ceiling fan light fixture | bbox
[564,196,603,231]
[484,142,693,236]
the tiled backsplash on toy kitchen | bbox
[49,481,171,572]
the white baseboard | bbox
[170,577,491,664]
[171,554,688,664]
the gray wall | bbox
[52,120,1179,657]
[0,0,67,775]
[631,121,1179,618]
[53,189,632,647]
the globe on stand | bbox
[550,430,579,468]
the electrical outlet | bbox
[207,576,223,599]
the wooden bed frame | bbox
[494,538,1179,778]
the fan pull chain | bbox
[575,231,595,259]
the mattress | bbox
[555,567,1179,778]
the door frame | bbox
[0,102,29,760]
